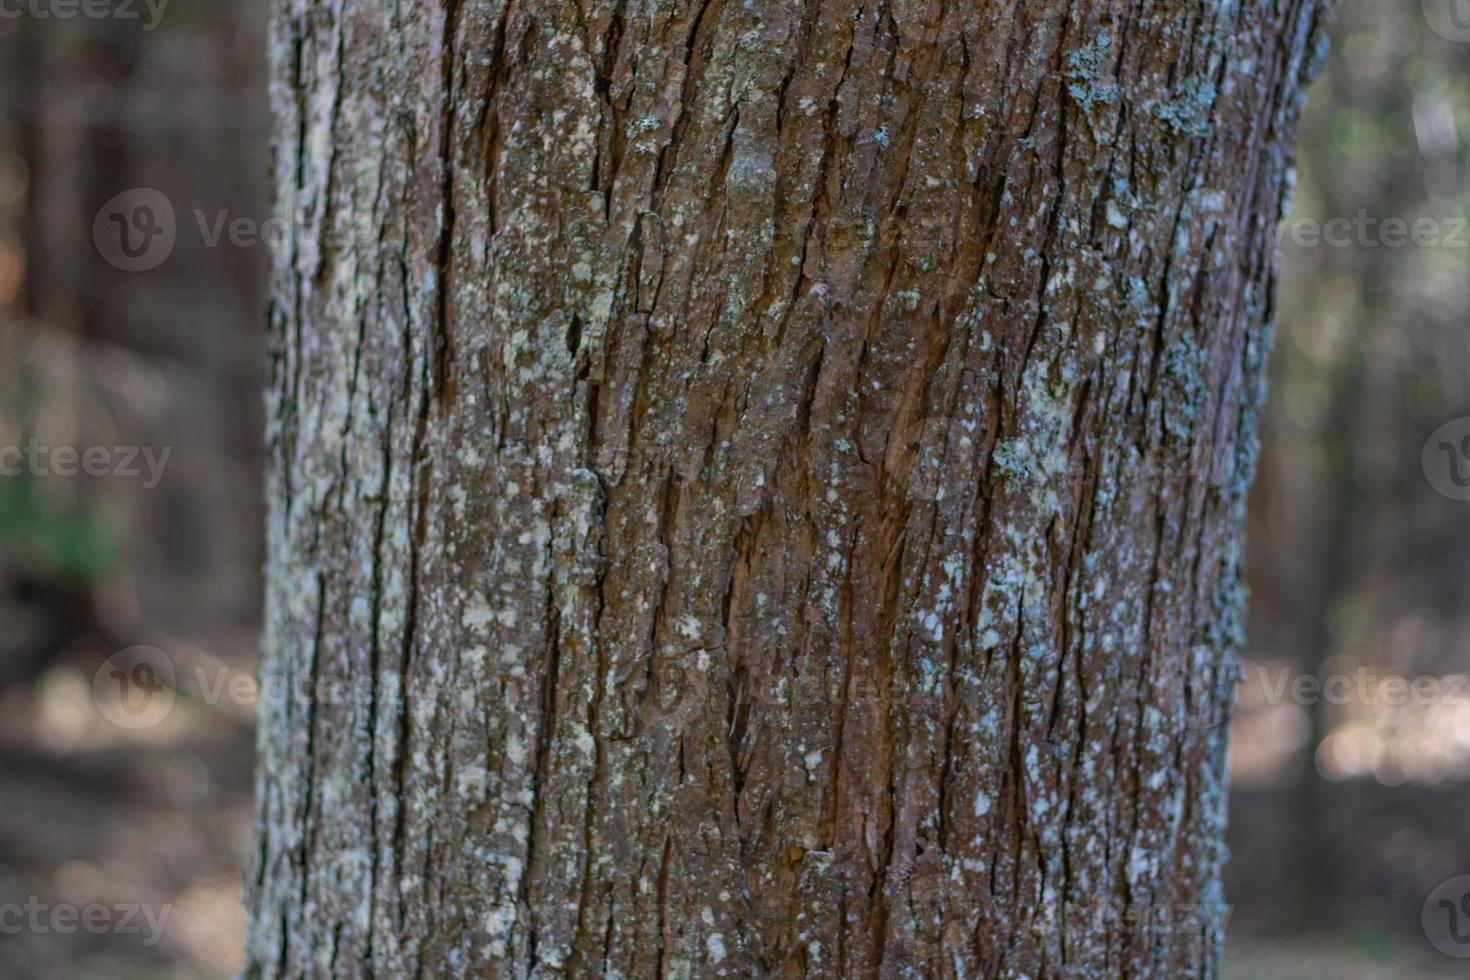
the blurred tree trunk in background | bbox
[0,6,269,658]
[1237,0,1470,934]
[247,0,1328,975]
[0,7,269,974]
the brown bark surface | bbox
[247,0,1331,975]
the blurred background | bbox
[2,1,1470,977]
[0,2,265,977]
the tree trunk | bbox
[246,0,1329,976]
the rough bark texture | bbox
[247,0,1330,976]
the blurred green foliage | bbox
[0,477,117,582]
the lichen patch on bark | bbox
[248,0,1330,976]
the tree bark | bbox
[246,0,1330,976]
